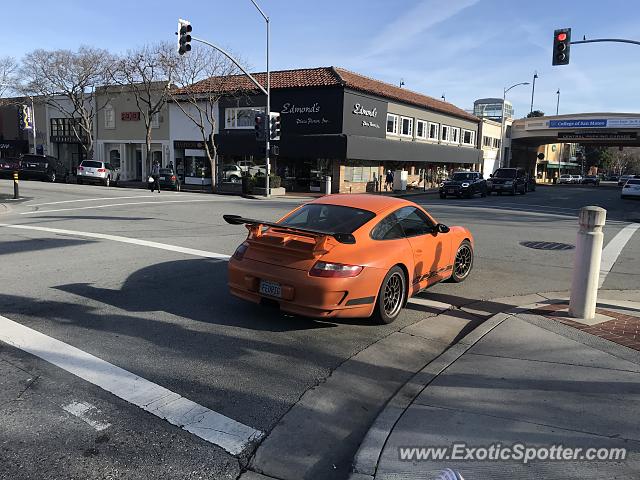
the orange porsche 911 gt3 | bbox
[224,194,473,324]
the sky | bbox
[3,0,639,118]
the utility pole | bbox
[556,89,560,115]
[530,72,538,114]
[498,82,529,168]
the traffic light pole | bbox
[571,38,640,46]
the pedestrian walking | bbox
[151,161,161,193]
[385,170,394,191]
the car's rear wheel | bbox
[450,240,473,283]
[104,176,111,187]
[373,266,406,324]
[229,175,240,183]
[48,172,56,183]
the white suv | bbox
[77,160,119,187]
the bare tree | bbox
[0,56,18,99]
[168,46,244,188]
[110,43,174,170]
[19,47,115,159]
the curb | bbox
[349,295,571,479]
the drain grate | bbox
[520,241,575,251]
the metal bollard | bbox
[569,206,606,320]
[13,171,19,199]
[325,175,332,195]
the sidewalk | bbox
[352,292,640,480]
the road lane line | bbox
[21,199,224,215]
[0,314,263,454]
[0,223,230,259]
[62,401,111,431]
[28,195,176,207]
[599,223,640,287]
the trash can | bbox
[241,174,249,195]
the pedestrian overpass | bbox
[509,112,640,175]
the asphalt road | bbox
[0,179,638,479]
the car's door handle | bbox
[415,249,423,254]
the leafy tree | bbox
[527,110,545,118]
[0,56,17,99]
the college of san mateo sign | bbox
[549,118,640,129]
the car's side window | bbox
[396,206,435,237]
[371,212,404,240]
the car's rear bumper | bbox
[78,173,108,182]
[228,257,385,318]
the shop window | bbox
[400,117,413,137]
[225,107,265,129]
[109,149,121,169]
[428,122,439,140]
[451,127,460,144]
[416,120,427,139]
[386,113,398,135]
[104,105,115,129]
[344,165,378,183]
[441,125,450,142]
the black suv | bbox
[440,171,487,199]
[20,154,69,183]
[487,167,527,195]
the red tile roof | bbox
[174,66,478,122]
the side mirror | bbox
[489,174,493,178]
[435,224,450,234]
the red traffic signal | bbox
[552,28,571,66]
[556,32,567,42]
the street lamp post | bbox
[556,89,560,115]
[250,0,270,198]
[498,81,529,168]
[530,72,538,114]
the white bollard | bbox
[325,176,332,195]
[569,206,607,320]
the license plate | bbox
[448,189,455,193]
[259,280,282,298]
[159,176,165,180]
[495,185,502,190]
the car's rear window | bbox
[80,161,102,168]
[22,155,47,163]
[494,169,516,178]
[628,179,640,185]
[279,204,375,234]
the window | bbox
[370,212,404,240]
[493,138,501,149]
[109,150,121,169]
[462,130,475,145]
[451,127,460,144]
[428,122,439,140]
[225,107,265,129]
[483,136,492,147]
[441,125,450,142]
[400,117,413,137]
[280,204,376,234]
[416,120,427,139]
[104,105,115,129]
[151,112,160,129]
[386,113,398,135]
[344,165,378,183]
[396,207,434,237]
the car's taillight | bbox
[232,242,249,260]
[309,261,363,278]
[171,175,176,181]
[78,166,84,171]
[97,168,106,172]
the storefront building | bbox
[210,67,481,193]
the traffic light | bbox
[177,19,192,55]
[255,112,266,142]
[552,28,571,66]
[269,112,281,141]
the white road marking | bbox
[21,199,223,215]
[28,195,174,207]
[599,222,640,287]
[62,401,111,431]
[0,223,230,260]
[0,314,263,454]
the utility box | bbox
[393,170,408,191]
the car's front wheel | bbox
[373,266,406,324]
[450,240,473,283]
[48,171,56,183]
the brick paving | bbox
[533,302,640,351]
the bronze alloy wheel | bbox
[373,266,407,324]
[451,241,473,283]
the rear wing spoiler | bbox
[223,214,356,244]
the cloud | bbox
[364,0,481,58]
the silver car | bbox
[76,160,119,186]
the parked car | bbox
[76,160,119,186]
[224,195,474,324]
[618,175,633,186]
[0,157,20,178]
[439,171,487,199]
[158,168,181,191]
[19,154,69,183]
[558,174,572,184]
[606,175,619,182]
[621,178,640,199]
[223,165,243,183]
[486,168,527,195]
[581,175,600,186]
[570,175,583,183]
